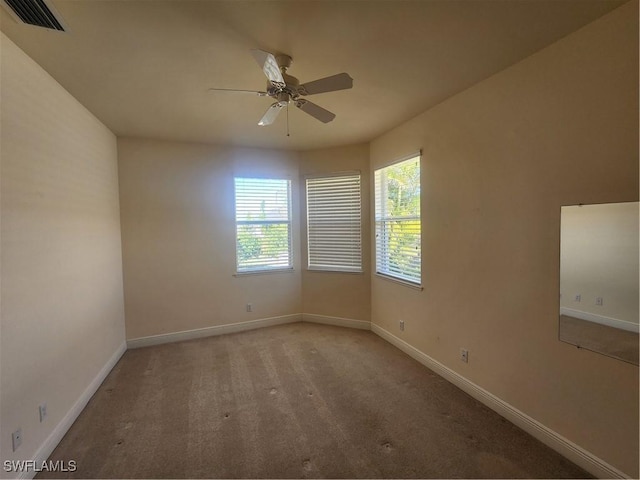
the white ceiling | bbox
[0,0,626,150]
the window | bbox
[306,173,362,272]
[234,178,292,273]
[374,154,421,285]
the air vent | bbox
[1,0,65,31]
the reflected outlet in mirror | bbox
[559,201,639,365]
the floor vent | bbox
[2,0,65,31]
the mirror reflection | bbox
[559,202,639,365]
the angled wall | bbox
[299,144,371,323]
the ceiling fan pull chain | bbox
[286,102,290,137]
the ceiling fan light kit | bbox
[209,49,353,130]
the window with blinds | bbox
[306,174,362,272]
[374,155,421,285]
[235,178,292,273]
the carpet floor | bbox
[39,322,591,479]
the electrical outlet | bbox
[460,348,469,363]
[246,303,252,312]
[399,320,405,331]
[596,297,603,306]
[39,403,47,422]
[12,428,22,452]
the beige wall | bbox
[370,2,638,477]
[299,144,371,321]
[117,138,302,340]
[0,34,126,469]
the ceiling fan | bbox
[209,49,353,130]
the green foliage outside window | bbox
[375,156,421,284]
[235,180,291,271]
[237,224,262,262]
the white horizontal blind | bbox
[375,155,421,285]
[306,174,362,272]
[235,178,292,272]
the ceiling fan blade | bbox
[208,88,268,96]
[258,102,284,126]
[295,99,336,123]
[250,49,285,88]
[299,73,353,96]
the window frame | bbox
[374,152,422,288]
[234,177,293,274]
[305,171,363,274]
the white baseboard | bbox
[560,307,639,333]
[302,313,371,330]
[127,314,302,349]
[370,323,629,479]
[20,341,127,480]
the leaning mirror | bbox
[559,202,639,365]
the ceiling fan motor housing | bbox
[267,72,301,101]
[276,92,291,105]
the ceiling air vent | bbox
[1,0,66,31]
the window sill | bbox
[306,268,364,275]
[374,273,423,291]
[234,268,295,277]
